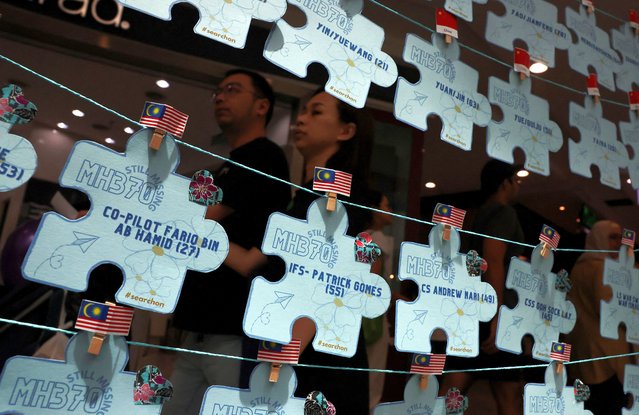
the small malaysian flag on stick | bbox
[622,229,636,247]
[410,353,446,375]
[312,167,352,212]
[550,341,571,362]
[539,224,560,257]
[75,300,134,355]
[433,203,465,241]
[258,339,301,383]
[139,102,189,150]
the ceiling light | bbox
[627,178,632,184]
[389,274,395,280]
[124,127,135,134]
[516,169,529,178]
[425,182,436,189]
[559,206,566,211]
[72,109,85,117]
[57,122,68,129]
[529,62,548,74]
[105,137,115,144]
[156,79,170,89]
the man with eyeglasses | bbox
[166,69,290,415]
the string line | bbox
[1,317,637,375]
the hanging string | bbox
[1,317,638,375]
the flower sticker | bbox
[354,232,381,264]
[189,169,223,206]
[445,387,468,414]
[134,365,173,405]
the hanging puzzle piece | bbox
[524,363,593,415]
[373,374,446,415]
[487,71,563,176]
[0,331,162,415]
[621,111,639,190]
[22,129,229,313]
[394,33,491,151]
[485,0,570,68]
[199,363,304,414]
[243,198,391,358]
[600,245,639,344]
[565,6,621,91]
[395,224,497,357]
[0,84,38,192]
[117,0,286,49]
[568,96,628,189]
[263,0,398,108]
[624,364,639,415]
[612,23,639,93]
[496,244,576,361]
[427,0,487,22]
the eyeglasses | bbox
[211,83,262,100]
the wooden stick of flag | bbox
[539,224,560,257]
[257,339,301,383]
[312,167,352,212]
[432,203,465,241]
[139,101,189,150]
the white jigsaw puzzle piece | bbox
[612,23,639,93]
[524,363,593,415]
[395,224,497,357]
[496,245,577,362]
[22,129,229,313]
[394,33,491,151]
[624,364,639,415]
[118,0,287,48]
[568,97,628,189]
[601,247,639,344]
[373,374,446,415]
[486,0,571,68]
[0,125,37,192]
[263,0,397,108]
[243,198,391,358]
[487,71,563,176]
[620,111,639,190]
[425,0,487,22]
[565,6,621,91]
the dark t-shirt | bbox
[173,137,290,334]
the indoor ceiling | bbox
[0,0,638,235]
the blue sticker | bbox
[22,129,229,313]
[487,71,563,176]
[395,224,497,357]
[612,23,639,93]
[117,0,287,49]
[524,364,592,415]
[565,6,621,91]
[496,245,577,361]
[601,245,639,344]
[0,332,162,415]
[243,198,391,358]
[568,97,628,189]
[624,364,639,415]
[620,111,639,190]
[199,363,305,414]
[485,0,570,68]
[263,0,398,108]
[373,375,446,415]
[394,33,491,151]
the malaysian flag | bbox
[550,341,571,362]
[433,203,466,229]
[410,353,446,375]
[257,339,301,364]
[75,300,134,336]
[139,102,189,138]
[622,229,636,247]
[539,224,560,249]
[312,167,352,197]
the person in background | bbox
[165,69,290,415]
[566,220,634,415]
[442,160,527,415]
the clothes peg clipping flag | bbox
[629,91,639,114]
[432,203,466,241]
[410,353,446,390]
[139,102,189,150]
[257,339,301,383]
[630,9,638,33]
[539,224,560,257]
[75,299,134,355]
[514,48,531,80]
[549,341,571,374]
[587,74,600,103]
[582,0,594,14]
[436,8,458,44]
[312,167,352,212]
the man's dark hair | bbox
[224,69,275,125]
[480,159,520,195]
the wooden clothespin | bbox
[586,73,600,105]
[432,203,466,242]
[269,363,282,383]
[138,101,189,151]
[311,167,352,213]
[582,0,594,14]
[74,299,134,356]
[436,9,458,45]
[419,375,429,390]
[89,301,115,356]
[257,339,301,384]
[514,48,531,81]
[539,224,560,258]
